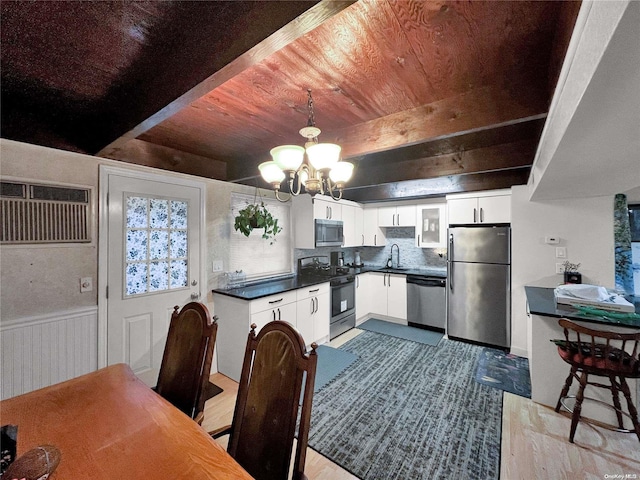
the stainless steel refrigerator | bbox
[447,225,511,349]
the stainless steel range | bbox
[298,256,356,339]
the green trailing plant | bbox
[234,201,282,243]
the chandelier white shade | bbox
[259,89,353,202]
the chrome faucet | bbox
[390,243,400,269]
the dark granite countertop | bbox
[212,276,329,301]
[357,266,447,278]
[525,286,640,329]
[212,265,447,301]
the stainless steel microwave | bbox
[315,219,344,247]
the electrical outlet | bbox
[556,263,564,274]
[80,277,93,292]
[212,260,223,272]
[555,247,567,258]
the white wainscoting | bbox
[1,306,98,400]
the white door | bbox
[102,168,204,386]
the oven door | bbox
[330,279,355,319]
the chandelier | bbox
[259,89,354,202]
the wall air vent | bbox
[0,181,92,244]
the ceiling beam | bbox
[103,139,227,180]
[97,0,355,159]
[343,168,531,203]
[328,85,548,158]
[347,138,538,188]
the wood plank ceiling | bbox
[1,0,581,202]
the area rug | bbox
[475,347,531,398]
[314,344,358,392]
[358,318,443,346]
[308,331,502,480]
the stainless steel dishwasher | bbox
[406,275,446,331]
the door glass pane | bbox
[125,194,188,296]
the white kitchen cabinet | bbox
[296,283,330,346]
[447,190,511,225]
[354,204,364,248]
[313,196,341,220]
[292,195,362,248]
[213,289,298,381]
[363,208,386,246]
[416,204,446,248]
[341,202,363,248]
[378,204,416,227]
[369,272,407,320]
[355,273,371,322]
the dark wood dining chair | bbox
[553,318,640,443]
[155,302,217,425]
[209,321,318,480]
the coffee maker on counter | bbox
[330,251,345,267]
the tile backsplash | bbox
[295,227,446,271]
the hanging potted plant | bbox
[234,201,282,243]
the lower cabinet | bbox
[369,272,407,320]
[213,285,330,382]
[355,273,370,322]
[296,283,330,346]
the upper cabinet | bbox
[313,197,341,221]
[446,190,511,225]
[378,205,416,227]
[416,204,446,248]
[292,195,360,248]
[363,208,386,246]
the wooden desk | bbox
[0,363,253,479]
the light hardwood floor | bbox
[202,331,640,479]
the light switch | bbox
[555,247,567,258]
[213,260,223,272]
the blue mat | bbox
[314,344,358,392]
[358,318,443,346]
[475,347,531,398]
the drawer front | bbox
[250,290,297,315]
[296,282,330,301]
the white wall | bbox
[511,186,616,357]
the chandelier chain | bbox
[306,89,316,128]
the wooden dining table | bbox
[0,363,253,479]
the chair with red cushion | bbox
[553,318,640,443]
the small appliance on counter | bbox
[353,250,364,268]
[331,251,345,267]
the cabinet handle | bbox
[473,208,477,223]
[383,274,386,287]
[362,234,365,246]
[388,273,391,287]
[356,276,359,288]
[417,234,420,246]
[272,310,276,322]
[374,234,377,246]
[277,308,281,320]
[480,208,484,223]
[314,297,318,314]
[309,288,319,293]
[310,298,315,315]
[396,213,400,225]
[268,298,283,304]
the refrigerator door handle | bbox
[449,233,454,291]
[480,208,484,223]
